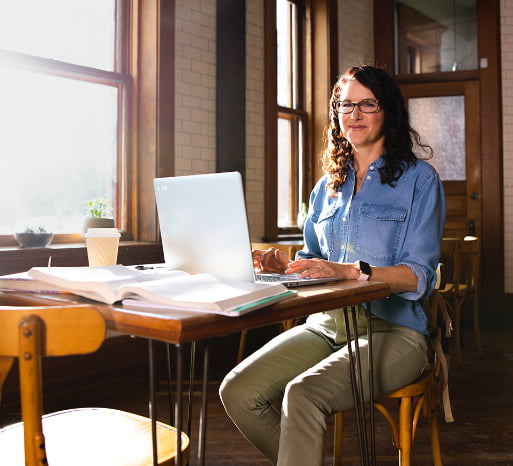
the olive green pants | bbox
[219,310,428,466]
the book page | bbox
[28,266,189,304]
[122,290,295,316]
[119,273,288,311]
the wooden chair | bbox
[0,303,189,466]
[439,236,481,365]
[332,288,453,466]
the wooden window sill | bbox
[0,241,164,275]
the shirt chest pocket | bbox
[353,203,407,263]
[309,205,339,254]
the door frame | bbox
[400,80,482,239]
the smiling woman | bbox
[0,0,123,238]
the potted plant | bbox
[14,226,54,248]
[82,198,115,234]
[297,202,308,230]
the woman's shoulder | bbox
[313,174,331,192]
[405,158,440,179]
[402,159,443,194]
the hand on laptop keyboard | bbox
[253,247,291,273]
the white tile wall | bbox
[175,0,217,176]
[246,0,266,240]
[501,0,513,292]
[337,0,374,74]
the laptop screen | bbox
[153,172,256,283]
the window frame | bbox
[275,0,308,236]
[269,0,307,238]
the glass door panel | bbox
[409,95,465,180]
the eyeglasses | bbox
[336,99,381,114]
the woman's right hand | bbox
[252,247,290,273]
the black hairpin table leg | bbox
[343,304,376,466]
[149,339,158,466]
[197,343,210,465]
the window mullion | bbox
[0,49,129,87]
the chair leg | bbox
[333,390,443,466]
[333,412,344,466]
[451,299,463,366]
[398,396,412,466]
[428,399,443,466]
[472,297,482,353]
[236,329,248,363]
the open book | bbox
[0,271,69,293]
[27,265,295,316]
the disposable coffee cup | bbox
[84,228,121,267]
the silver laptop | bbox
[153,172,337,287]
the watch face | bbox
[359,261,371,275]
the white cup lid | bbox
[84,228,120,237]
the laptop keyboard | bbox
[255,273,302,282]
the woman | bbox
[219,66,445,466]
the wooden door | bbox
[400,81,481,239]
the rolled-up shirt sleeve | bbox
[395,167,446,301]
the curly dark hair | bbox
[322,66,433,197]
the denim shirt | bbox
[298,156,446,335]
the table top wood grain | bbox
[0,280,390,344]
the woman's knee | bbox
[283,377,309,406]
[219,370,243,411]
[282,373,324,416]
[219,368,267,416]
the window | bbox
[0,0,128,241]
[264,0,334,240]
[265,0,307,239]
[394,0,478,74]
[276,0,306,231]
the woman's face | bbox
[337,79,385,153]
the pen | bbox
[48,256,52,273]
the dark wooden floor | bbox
[2,324,513,465]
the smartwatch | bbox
[356,260,372,281]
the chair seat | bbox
[378,365,433,399]
[0,407,190,466]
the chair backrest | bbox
[423,283,455,423]
[441,236,480,294]
[0,304,105,466]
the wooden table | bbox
[1,279,390,465]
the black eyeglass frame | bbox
[336,99,382,114]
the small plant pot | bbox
[14,232,54,248]
[82,217,115,235]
